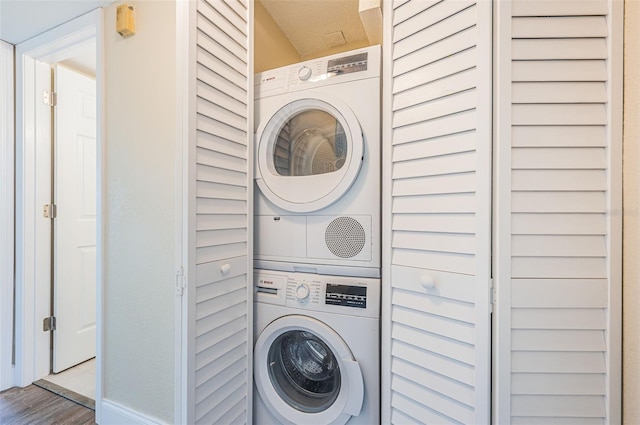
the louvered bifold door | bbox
[382,1,492,423]
[187,0,253,424]
[494,0,623,423]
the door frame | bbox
[0,40,15,392]
[176,0,194,422]
[12,7,104,420]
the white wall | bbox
[624,1,640,423]
[103,1,176,422]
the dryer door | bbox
[255,93,364,213]
[254,315,364,425]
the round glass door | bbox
[256,95,364,213]
[268,330,341,413]
[273,110,348,178]
[254,315,364,425]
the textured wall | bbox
[103,1,176,422]
[254,0,300,72]
[624,1,640,423]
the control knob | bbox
[297,66,312,81]
[295,283,310,301]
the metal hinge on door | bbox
[43,316,56,331]
[43,91,57,107]
[43,203,57,219]
[176,266,186,296]
[489,278,495,314]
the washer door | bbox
[254,315,364,425]
[255,93,364,213]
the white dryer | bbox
[253,270,380,425]
[254,46,381,278]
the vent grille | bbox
[325,217,366,258]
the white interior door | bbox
[53,64,97,373]
[186,0,254,423]
[382,1,492,423]
[493,1,623,422]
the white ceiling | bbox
[0,0,113,45]
[260,0,369,58]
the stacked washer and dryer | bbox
[252,46,381,425]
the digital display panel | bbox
[325,283,367,308]
[327,53,368,75]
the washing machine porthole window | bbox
[273,109,348,177]
[267,330,342,413]
[254,315,366,425]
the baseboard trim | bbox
[100,399,164,425]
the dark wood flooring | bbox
[0,385,94,424]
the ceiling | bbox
[0,0,107,76]
[0,1,113,45]
[0,0,378,69]
[260,0,370,58]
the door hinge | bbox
[43,203,57,219]
[489,278,495,314]
[43,316,56,331]
[176,266,186,296]
[43,91,57,107]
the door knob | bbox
[420,275,435,290]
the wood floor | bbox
[0,385,95,424]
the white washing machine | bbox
[253,270,380,425]
[254,46,381,278]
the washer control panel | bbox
[255,271,380,318]
[286,278,321,305]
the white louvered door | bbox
[494,0,622,423]
[382,1,492,423]
[185,0,254,424]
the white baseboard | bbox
[99,399,165,425]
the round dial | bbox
[297,66,312,81]
[295,284,310,300]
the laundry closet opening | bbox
[250,2,383,424]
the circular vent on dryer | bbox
[325,217,366,259]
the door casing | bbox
[12,8,105,422]
[0,40,15,392]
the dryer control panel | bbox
[255,45,381,100]
[327,52,369,75]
